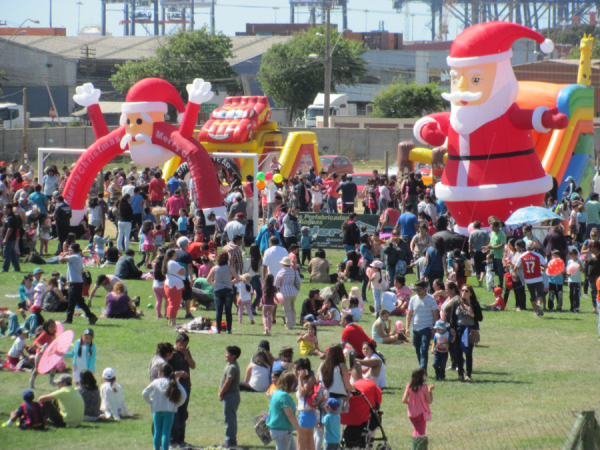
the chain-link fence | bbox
[362,402,600,450]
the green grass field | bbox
[0,239,598,450]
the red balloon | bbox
[265,172,273,181]
[547,258,565,276]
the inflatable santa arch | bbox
[63,78,225,224]
[413,21,569,234]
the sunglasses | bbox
[414,288,422,292]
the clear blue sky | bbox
[1,0,463,41]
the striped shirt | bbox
[223,242,243,275]
[274,266,302,298]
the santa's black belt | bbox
[447,148,535,161]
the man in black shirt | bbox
[53,196,72,255]
[2,204,20,272]
[170,332,196,448]
[336,175,358,213]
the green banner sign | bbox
[297,212,380,249]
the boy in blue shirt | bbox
[322,397,341,450]
[177,209,188,236]
[142,207,156,224]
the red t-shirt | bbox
[243,182,254,199]
[519,251,544,284]
[340,378,382,426]
[34,331,55,353]
[493,296,506,311]
[149,178,166,202]
[341,323,376,358]
[188,242,203,260]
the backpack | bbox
[83,270,93,286]
[19,401,46,430]
[305,380,329,410]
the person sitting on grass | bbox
[483,287,506,311]
[2,389,46,430]
[37,374,84,428]
[342,297,363,323]
[79,370,101,422]
[312,298,341,326]
[105,281,143,319]
[300,288,324,324]
[114,249,143,280]
[372,310,403,344]
[297,323,326,358]
[272,347,294,373]
[240,348,272,393]
[100,367,131,421]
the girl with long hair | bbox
[142,363,187,450]
[317,343,354,399]
[153,251,167,318]
[100,367,131,420]
[244,243,263,313]
[261,274,277,335]
[64,328,96,386]
[402,367,434,437]
[142,220,157,268]
[294,358,317,450]
[117,194,133,251]
[357,341,386,388]
[80,370,101,422]
[163,249,185,326]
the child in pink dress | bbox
[141,221,156,268]
[402,367,434,436]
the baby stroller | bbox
[342,389,391,450]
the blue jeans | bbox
[215,288,234,333]
[373,288,382,312]
[270,429,296,450]
[433,351,448,380]
[327,197,338,213]
[455,326,474,377]
[222,391,240,447]
[412,327,432,371]
[251,275,263,309]
[153,411,175,450]
[2,239,19,272]
[493,258,504,288]
[343,245,355,253]
[387,264,396,289]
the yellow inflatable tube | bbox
[163,155,182,180]
[408,148,448,166]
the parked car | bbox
[350,173,372,198]
[319,155,354,176]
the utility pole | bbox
[101,0,107,36]
[154,0,159,35]
[131,0,136,36]
[190,0,194,30]
[22,88,28,164]
[49,0,53,27]
[210,0,215,35]
[124,2,129,35]
[323,6,332,128]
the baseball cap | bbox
[258,340,270,352]
[56,374,72,384]
[33,268,44,275]
[28,305,41,313]
[325,398,340,410]
[102,367,115,379]
[493,287,503,296]
[0,161,5,166]
[236,212,245,218]
[525,240,535,250]
[15,327,24,335]
[434,320,446,331]
[268,218,277,225]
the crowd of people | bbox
[1,157,598,449]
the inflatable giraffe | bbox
[577,33,594,87]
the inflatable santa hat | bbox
[446,21,554,67]
[121,77,186,123]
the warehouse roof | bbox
[2,35,292,65]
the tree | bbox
[258,26,367,121]
[110,27,241,100]
[369,81,446,119]
[567,40,600,60]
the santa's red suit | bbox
[413,22,567,233]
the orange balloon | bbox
[256,180,266,190]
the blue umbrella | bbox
[504,206,562,225]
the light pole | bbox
[0,19,40,54]
[310,26,348,128]
[77,2,83,35]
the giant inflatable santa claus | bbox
[413,22,568,233]
[64,77,225,224]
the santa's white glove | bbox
[186,78,214,105]
[73,83,101,107]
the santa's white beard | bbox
[122,134,174,166]
[449,61,519,136]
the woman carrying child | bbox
[402,367,434,437]
[142,363,187,450]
